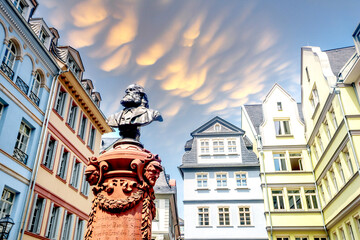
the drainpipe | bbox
[306,146,329,239]
[18,71,66,240]
[257,135,273,240]
[335,88,360,176]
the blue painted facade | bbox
[0,0,59,239]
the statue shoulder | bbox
[106,111,123,127]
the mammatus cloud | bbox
[71,0,108,27]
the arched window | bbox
[3,40,16,69]
[32,72,41,96]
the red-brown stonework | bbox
[84,140,162,240]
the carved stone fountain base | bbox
[84,140,162,240]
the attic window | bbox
[13,0,27,15]
[277,102,282,111]
[68,55,80,79]
[306,67,310,82]
[214,124,221,132]
[39,28,48,44]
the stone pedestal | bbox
[84,140,162,240]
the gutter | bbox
[18,71,67,240]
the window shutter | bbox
[53,207,63,239]
[45,202,54,237]
[67,214,74,240]
[73,216,79,240]
[37,198,46,234]
[63,151,70,180]
[57,146,64,175]
[70,157,76,186]
[28,193,38,231]
[60,210,68,240]
[42,134,51,165]
[50,140,58,170]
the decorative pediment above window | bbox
[56,46,85,80]
[190,116,245,136]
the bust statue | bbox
[107,84,163,140]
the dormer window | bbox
[68,56,80,79]
[13,0,27,15]
[39,28,48,44]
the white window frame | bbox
[196,173,208,189]
[42,134,57,170]
[235,172,247,187]
[45,203,62,239]
[272,190,285,210]
[347,222,355,240]
[227,139,237,153]
[74,217,85,240]
[39,28,49,44]
[67,99,78,130]
[57,146,70,180]
[310,85,320,110]
[200,139,209,154]
[238,206,251,226]
[218,207,230,226]
[31,72,41,97]
[28,193,46,234]
[287,189,302,210]
[3,40,16,69]
[343,149,354,176]
[0,188,16,218]
[87,125,96,150]
[78,114,87,140]
[273,153,287,171]
[289,152,303,171]
[70,158,82,189]
[60,210,74,240]
[304,189,318,210]
[216,172,227,188]
[54,85,67,117]
[13,0,28,15]
[330,107,338,129]
[274,120,291,136]
[213,139,225,153]
[198,207,209,226]
[336,159,346,185]
[15,121,31,153]
[330,168,338,192]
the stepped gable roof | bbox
[243,104,263,135]
[154,170,176,194]
[181,116,258,167]
[325,46,356,77]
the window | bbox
[2,40,16,71]
[13,0,27,14]
[274,120,291,135]
[227,139,236,152]
[54,86,67,117]
[273,153,287,171]
[289,153,302,171]
[235,172,247,187]
[339,228,346,240]
[312,144,319,162]
[42,134,57,170]
[216,173,227,188]
[198,207,209,226]
[288,190,302,210]
[324,178,332,198]
[277,102,282,110]
[344,149,354,176]
[347,222,355,240]
[306,67,311,82]
[276,237,289,240]
[336,159,346,185]
[45,203,61,239]
[324,120,331,140]
[31,72,41,97]
[88,125,96,150]
[356,216,360,236]
[67,100,78,129]
[200,140,209,154]
[314,238,326,240]
[272,190,284,210]
[218,207,230,226]
[317,134,324,153]
[14,121,31,163]
[70,159,81,189]
[330,107,338,129]
[295,238,308,240]
[319,184,325,203]
[39,28,48,44]
[333,232,338,240]
[78,114,87,140]
[0,103,4,120]
[61,211,73,240]
[330,169,338,192]
[239,207,251,226]
[28,194,46,234]
[0,188,15,218]
[81,166,89,196]
[74,218,85,240]
[305,189,318,209]
[213,140,224,153]
[68,56,81,79]
[57,147,70,180]
[214,124,221,132]
[196,173,208,188]
[310,85,320,110]
[153,200,159,221]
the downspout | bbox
[19,71,66,240]
[306,146,329,239]
[258,136,273,240]
[335,87,360,176]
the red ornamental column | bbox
[84,140,162,240]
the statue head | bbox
[121,84,149,109]
[144,161,162,186]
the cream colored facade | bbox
[242,84,327,240]
[22,44,111,240]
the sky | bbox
[35,0,360,218]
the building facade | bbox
[300,26,360,240]
[242,84,327,240]
[179,116,267,240]
[0,0,60,239]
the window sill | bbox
[215,187,229,190]
[77,135,85,144]
[69,184,79,192]
[236,187,250,190]
[65,123,75,133]
[196,226,212,228]
[40,164,53,174]
[216,225,233,228]
[80,192,89,199]
[87,145,94,154]
[196,188,210,191]
[237,225,254,228]
[52,108,64,121]
[56,175,67,184]
[275,134,293,138]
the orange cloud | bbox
[101,45,132,72]
[182,14,205,47]
[255,30,277,53]
[71,0,108,27]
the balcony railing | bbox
[15,76,29,95]
[30,91,40,106]
[13,147,28,164]
[0,61,14,80]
